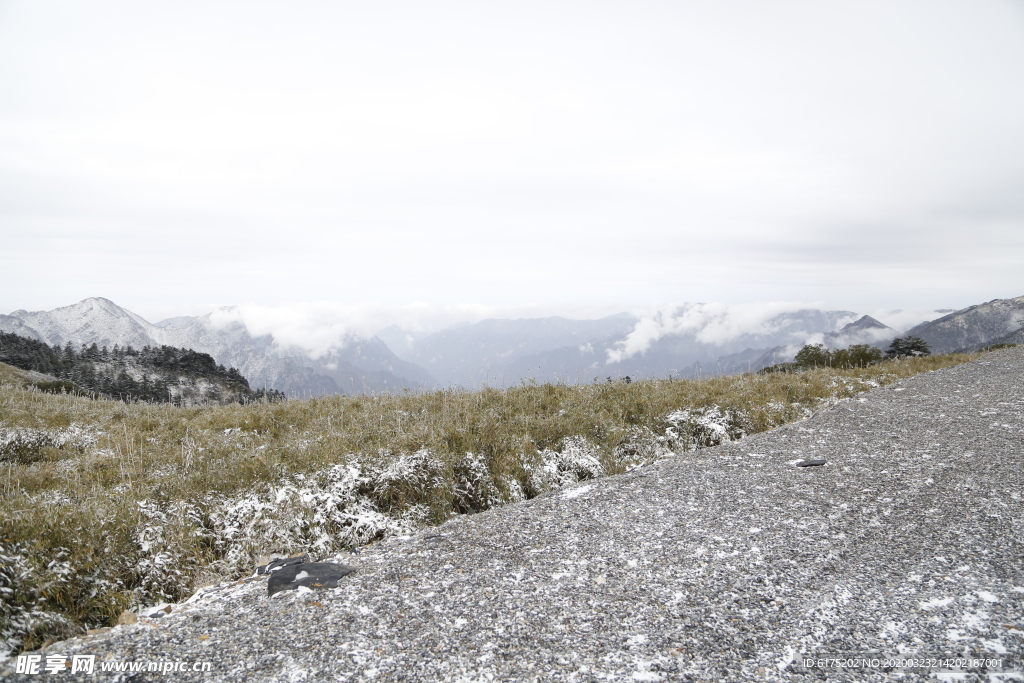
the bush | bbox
[794,343,883,370]
[757,362,799,374]
[833,344,883,368]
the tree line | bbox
[761,336,931,373]
[0,331,284,404]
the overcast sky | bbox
[2,0,1023,331]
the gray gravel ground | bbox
[5,349,1023,682]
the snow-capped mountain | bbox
[2,297,159,349]
[0,298,435,397]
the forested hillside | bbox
[0,331,282,405]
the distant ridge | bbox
[904,295,1024,353]
[0,330,278,405]
[0,299,435,398]
[390,308,869,385]
[8,296,1012,394]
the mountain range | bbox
[2,295,1020,396]
[904,295,1024,353]
[0,298,429,397]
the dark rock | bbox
[267,562,357,596]
[256,554,310,575]
[796,459,827,467]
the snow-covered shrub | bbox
[452,451,499,513]
[526,436,605,495]
[613,426,674,470]
[371,448,453,515]
[0,424,97,463]
[0,543,77,656]
[207,463,407,577]
[498,475,527,504]
[134,501,209,605]
[664,405,748,450]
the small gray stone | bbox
[266,562,358,596]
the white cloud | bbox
[865,309,948,334]
[606,301,827,363]
[205,301,623,359]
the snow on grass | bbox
[0,544,76,655]
[527,436,605,494]
[664,405,746,450]
[206,461,408,576]
[0,423,98,463]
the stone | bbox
[795,459,827,467]
[140,604,172,618]
[267,562,357,596]
[256,554,310,575]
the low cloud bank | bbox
[606,301,831,364]
[204,302,622,359]
[195,300,949,363]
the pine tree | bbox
[886,336,931,359]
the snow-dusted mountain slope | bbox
[904,295,1024,353]
[0,299,435,397]
[8,298,160,350]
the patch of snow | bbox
[776,646,796,671]
[920,597,954,610]
[962,611,989,630]
[981,638,1008,654]
[562,485,593,499]
[879,621,906,639]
